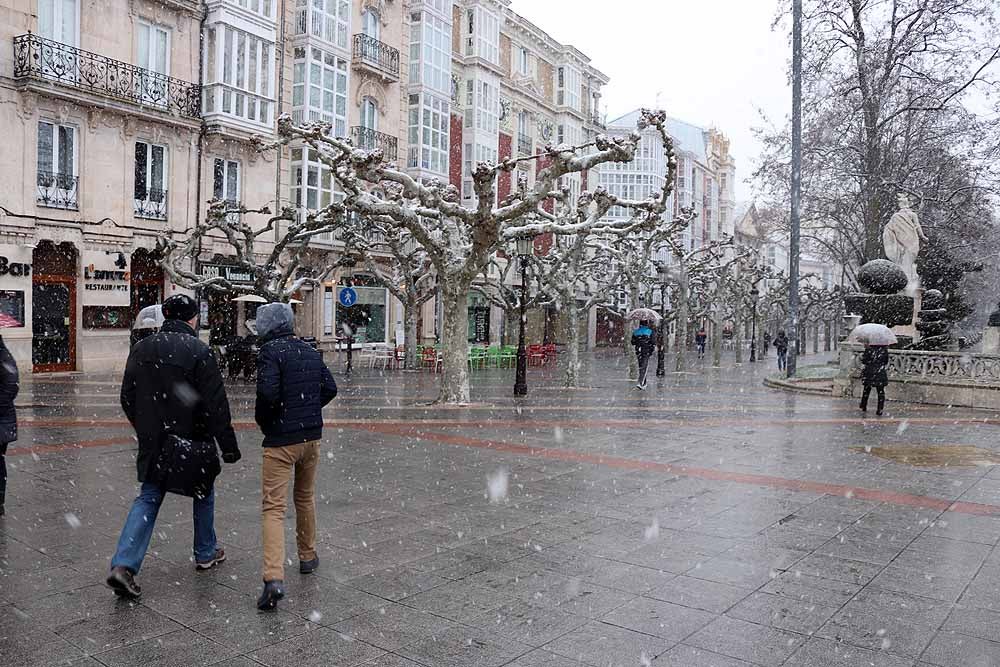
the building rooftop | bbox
[607,110,708,163]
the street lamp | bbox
[655,264,669,377]
[513,236,533,397]
[750,285,760,362]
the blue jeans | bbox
[110,482,217,573]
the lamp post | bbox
[513,236,533,397]
[749,285,760,362]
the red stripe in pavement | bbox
[347,423,1000,518]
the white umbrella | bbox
[290,298,304,304]
[626,308,662,322]
[133,305,164,330]
[848,323,897,346]
[231,294,268,303]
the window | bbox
[137,21,169,75]
[205,25,275,125]
[38,0,77,45]
[361,97,378,131]
[556,65,581,110]
[407,93,449,175]
[236,0,274,18]
[518,47,529,75]
[292,47,348,135]
[324,286,334,336]
[465,5,499,63]
[213,158,239,204]
[362,8,379,40]
[134,141,167,219]
[409,10,451,94]
[37,121,77,209]
[300,0,349,47]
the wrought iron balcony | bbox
[517,134,532,156]
[589,113,606,129]
[134,189,168,220]
[351,34,400,81]
[351,126,398,162]
[13,33,201,119]
[36,170,78,210]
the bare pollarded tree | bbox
[158,200,346,302]
[267,109,677,404]
[471,248,547,347]
[333,218,439,370]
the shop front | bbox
[197,261,256,344]
[0,243,36,370]
[330,279,388,344]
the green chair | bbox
[468,347,487,370]
[499,345,516,368]
[486,346,502,367]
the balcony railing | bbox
[13,33,201,119]
[351,33,400,81]
[589,113,606,129]
[134,189,168,220]
[37,170,78,210]
[517,134,532,156]
[351,126,398,162]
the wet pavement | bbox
[4,350,1000,666]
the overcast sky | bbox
[509,0,791,202]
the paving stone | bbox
[646,575,752,613]
[470,599,589,648]
[600,597,716,641]
[54,604,182,655]
[921,630,1000,667]
[332,601,460,651]
[544,620,674,666]
[91,628,239,667]
[250,626,386,667]
[191,609,317,652]
[786,636,915,666]
[685,616,806,666]
[396,625,532,667]
[651,644,753,666]
[726,590,839,634]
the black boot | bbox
[257,580,285,611]
[299,557,320,575]
[106,566,142,599]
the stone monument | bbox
[984,302,1000,354]
[843,259,915,346]
[910,289,952,350]
[883,193,927,293]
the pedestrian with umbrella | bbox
[627,309,659,390]
[848,324,896,416]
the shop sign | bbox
[0,245,33,283]
[83,251,130,306]
[200,263,255,284]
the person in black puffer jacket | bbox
[0,335,19,517]
[107,294,241,601]
[254,302,336,611]
[860,344,890,416]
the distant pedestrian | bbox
[254,303,337,611]
[762,331,772,357]
[107,294,241,600]
[631,320,656,390]
[0,335,19,517]
[774,331,789,371]
[860,344,889,416]
[695,328,708,359]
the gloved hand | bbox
[222,449,241,464]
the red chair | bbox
[527,344,546,366]
[543,343,557,361]
[420,347,440,372]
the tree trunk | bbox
[564,298,581,388]
[626,285,639,380]
[404,305,418,370]
[734,305,744,364]
[813,323,820,354]
[674,279,688,372]
[437,285,471,404]
[711,315,723,367]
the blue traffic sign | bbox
[338,287,358,307]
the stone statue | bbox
[882,193,927,290]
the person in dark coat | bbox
[860,344,890,415]
[695,328,708,359]
[774,331,789,371]
[254,303,337,611]
[631,320,656,390]
[0,336,19,517]
[106,294,241,600]
[762,331,772,357]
